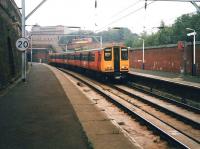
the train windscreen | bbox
[104,48,112,61]
[121,48,128,60]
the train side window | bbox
[88,52,91,61]
[91,54,95,61]
[82,54,87,61]
[80,54,82,61]
[121,48,128,60]
[104,48,112,61]
[88,52,95,61]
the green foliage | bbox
[58,28,138,46]
[132,13,200,47]
[59,13,200,48]
[98,28,138,44]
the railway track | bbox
[110,85,200,142]
[111,85,200,129]
[58,67,200,149]
[126,82,200,114]
[127,73,200,108]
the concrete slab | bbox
[90,133,140,149]
[82,120,120,135]
[73,104,103,112]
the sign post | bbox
[16,37,29,80]
[20,0,47,82]
[16,38,30,51]
[21,0,26,82]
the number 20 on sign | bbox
[16,38,30,52]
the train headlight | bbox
[105,65,113,71]
[121,65,128,70]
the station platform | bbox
[129,68,200,88]
[0,63,140,149]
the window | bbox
[89,52,95,61]
[121,48,128,60]
[75,55,80,60]
[64,55,68,59]
[80,54,82,61]
[82,54,88,61]
[104,48,112,61]
[71,55,74,60]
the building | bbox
[31,25,73,45]
[28,25,75,63]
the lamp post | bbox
[139,38,145,69]
[186,27,196,76]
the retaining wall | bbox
[129,42,200,75]
[0,0,21,89]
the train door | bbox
[97,51,101,71]
[114,47,120,72]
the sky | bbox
[14,0,199,34]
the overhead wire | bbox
[143,0,148,32]
[109,0,142,19]
[95,1,156,32]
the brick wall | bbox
[27,48,49,63]
[129,42,200,75]
[184,43,200,74]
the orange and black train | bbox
[48,45,129,79]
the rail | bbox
[58,67,199,148]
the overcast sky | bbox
[14,0,199,34]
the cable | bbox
[109,0,142,19]
[96,1,155,32]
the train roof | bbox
[49,45,127,55]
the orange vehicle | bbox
[48,45,129,79]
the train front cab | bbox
[101,46,129,79]
[113,46,129,78]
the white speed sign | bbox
[16,38,30,51]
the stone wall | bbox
[0,0,21,89]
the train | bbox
[48,45,129,79]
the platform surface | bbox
[0,63,140,149]
[0,63,89,149]
[130,68,200,88]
